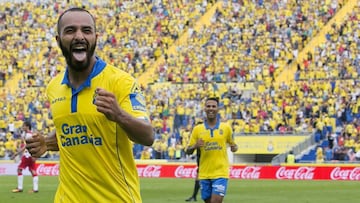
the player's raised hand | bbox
[25,132,47,158]
[93,87,121,122]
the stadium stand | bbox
[0,0,359,164]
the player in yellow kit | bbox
[186,97,238,203]
[25,7,154,203]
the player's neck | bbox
[206,118,217,128]
[67,57,97,89]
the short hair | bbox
[57,7,96,35]
[23,121,32,130]
[205,97,219,105]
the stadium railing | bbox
[271,133,317,165]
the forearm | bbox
[186,145,197,155]
[45,130,59,151]
[13,148,24,157]
[116,110,154,146]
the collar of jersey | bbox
[61,57,107,92]
[204,119,220,130]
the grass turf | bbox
[0,176,358,203]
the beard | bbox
[58,39,96,72]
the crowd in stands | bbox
[0,0,359,164]
[0,0,218,159]
[151,0,341,85]
[0,0,216,87]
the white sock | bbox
[33,176,39,191]
[18,175,23,190]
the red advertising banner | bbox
[36,163,60,176]
[135,164,360,181]
[2,163,360,181]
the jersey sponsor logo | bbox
[60,123,103,147]
[62,123,87,134]
[51,97,66,104]
[204,141,222,151]
[60,135,102,147]
[130,93,146,112]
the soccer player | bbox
[11,121,39,193]
[186,97,238,203]
[25,7,154,203]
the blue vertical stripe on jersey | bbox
[61,57,107,113]
[204,119,220,137]
[71,92,78,113]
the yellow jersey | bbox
[47,58,148,203]
[188,120,235,179]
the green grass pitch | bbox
[0,176,358,203]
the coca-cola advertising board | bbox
[1,163,360,181]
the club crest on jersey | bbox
[130,93,146,112]
[92,91,97,104]
[219,129,223,135]
[130,82,142,94]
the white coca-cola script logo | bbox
[175,165,198,178]
[230,166,261,179]
[137,165,161,177]
[330,167,360,180]
[276,167,315,180]
[36,164,59,176]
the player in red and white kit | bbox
[11,121,39,193]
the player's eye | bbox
[83,28,92,33]
[64,28,74,33]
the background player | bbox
[11,121,39,193]
[186,97,238,203]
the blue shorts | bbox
[199,178,228,200]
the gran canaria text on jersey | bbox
[60,123,103,147]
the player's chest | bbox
[49,87,99,117]
[197,128,227,141]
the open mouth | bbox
[71,45,87,61]
[72,47,86,52]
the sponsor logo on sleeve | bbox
[130,93,146,112]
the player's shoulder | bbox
[48,72,65,87]
[221,121,231,126]
[191,123,206,134]
[46,73,66,98]
[103,64,137,86]
[104,64,134,79]
[220,121,232,129]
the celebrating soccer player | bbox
[25,7,154,203]
[186,97,238,203]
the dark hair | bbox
[205,97,219,105]
[57,7,96,35]
[23,121,32,130]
